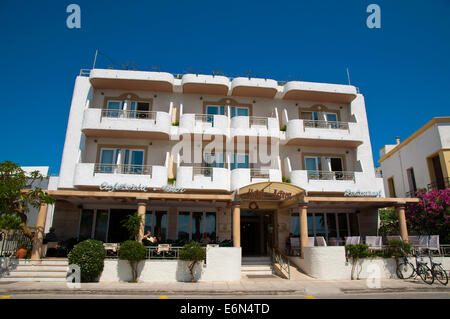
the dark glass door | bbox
[108,209,136,243]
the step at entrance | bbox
[0,259,68,282]
[241,257,273,276]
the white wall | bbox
[98,247,241,282]
[290,247,450,280]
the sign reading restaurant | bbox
[344,189,382,197]
[99,182,185,193]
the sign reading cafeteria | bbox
[99,182,185,193]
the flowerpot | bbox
[15,248,28,259]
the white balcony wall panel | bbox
[176,166,230,191]
[178,114,229,136]
[286,120,363,143]
[230,116,279,138]
[230,168,282,191]
[82,109,171,135]
[73,163,167,189]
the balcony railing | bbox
[249,116,269,127]
[303,120,349,130]
[192,166,214,179]
[94,164,153,175]
[307,170,355,182]
[251,168,270,179]
[101,109,157,120]
[195,114,215,126]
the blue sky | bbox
[0,0,449,175]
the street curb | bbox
[341,287,450,294]
[0,289,306,296]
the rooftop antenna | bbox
[92,49,98,69]
[346,67,351,85]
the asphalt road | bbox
[1,291,449,299]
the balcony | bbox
[89,69,174,92]
[230,77,279,98]
[181,74,230,95]
[231,168,282,190]
[289,170,379,194]
[73,163,168,189]
[82,108,171,139]
[178,114,229,136]
[176,166,230,191]
[285,119,363,147]
[231,116,280,139]
[282,81,358,103]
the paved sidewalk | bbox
[0,276,448,297]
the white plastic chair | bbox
[408,236,419,246]
[345,236,360,245]
[308,237,315,247]
[316,236,327,247]
[366,236,383,250]
[387,235,402,242]
[418,235,430,248]
[428,235,440,254]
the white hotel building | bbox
[30,68,418,265]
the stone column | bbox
[395,202,408,242]
[31,203,49,259]
[232,200,241,248]
[298,200,309,257]
[137,198,147,241]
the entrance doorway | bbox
[240,210,274,256]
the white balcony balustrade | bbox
[285,119,362,147]
[81,108,171,139]
[230,168,282,191]
[175,166,230,191]
[289,170,380,194]
[231,116,280,138]
[73,163,168,189]
[178,114,229,135]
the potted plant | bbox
[345,243,369,280]
[179,241,206,282]
[15,239,29,259]
[119,240,147,282]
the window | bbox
[204,153,225,168]
[314,213,327,238]
[93,209,108,242]
[290,214,300,237]
[337,213,349,238]
[144,211,168,241]
[99,148,120,173]
[206,105,225,125]
[106,101,124,117]
[231,153,249,170]
[327,214,337,238]
[177,211,217,241]
[230,106,249,117]
[325,113,338,128]
[387,177,396,197]
[122,149,144,174]
[129,101,151,119]
[79,209,94,240]
[300,111,318,121]
[407,168,417,195]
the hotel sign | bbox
[344,189,382,197]
[247,188,292,200]
[99,182,185,193]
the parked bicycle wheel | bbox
[432,264,448,285]
[396,262,415,279]
[417,264,434,285]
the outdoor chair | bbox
[417,235,430,253]
[316,236,327,247]
[408,236,420,246]
[428,235,440,255]
[290,237,300,256]
[328,237,338,246]
[345,236,360,245]
[308,237,315,247]
[365,236,383,250]
[103,243,120,257]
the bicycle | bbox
[428,251,448,285]
[396,249,434,285]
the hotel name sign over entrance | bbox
[99,182,185,193]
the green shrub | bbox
[345,243,369,280]
[68,240,105,282]
[168,177,176,185]
[121,212,142,241]
[172,120,179,126]
[0,214,21,230]
[280,125,287,132]
[282,176,291,183]
[385,239,412,263]
[179,241,206,282]
[119,240,147,282]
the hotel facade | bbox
[30,68,418,264]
